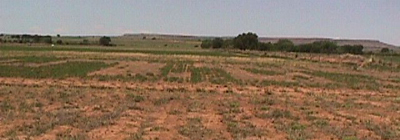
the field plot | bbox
[0,45,400,140]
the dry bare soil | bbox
[0,46,400,140]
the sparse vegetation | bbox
[179,118,213,139]
[1,56,63,63]
[0,35,399,139]
[305,71,380,90]
[243,68,284,76]
[0,61,111,79]
[189,66,239,84]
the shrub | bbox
[258,42,273,51]
[223,39,234,48]
[212,38,224,49]
[273,39,295,52]
[56,40,63,45]
[381,48,390,53]
[99,36,111,46]
[201,40,212,49]
[81,39,89,45]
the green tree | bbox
[44,36,52,44]
[274,39,295,52]
[349,45,364,54]
[81,39,89,45]
[313,41,338,54]
[233,32,259,50]
[381,48,390,53]
[297,44,313,52]
[99,36,111,46]
[258,42,273,51]
[337,45,363,54]
[56,40,63,45]
[212,38,224,49]
[201,40,212,49]
[222,39,234,49]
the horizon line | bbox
[1,32,397,46]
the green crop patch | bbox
[305,71,380,90]
[0,61,111,79]
[0,46,242,57]
[15,56,63,63]
[93,73,156,82]
[0,56,63,63]
[377,55,400,64]
[170,62,191,73]
[190,67,239,84]
[390,77,400,83]
[160,63,174,77]
[365,64,400,72]
[159,62,193,83]
[0,57,13,61]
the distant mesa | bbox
[124,33,399,52]
[123,33,201,40]
[258,37,399,52]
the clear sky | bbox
[0,0,399,45]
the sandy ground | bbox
[0,51,399,139]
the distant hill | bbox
[124,33,399,52]
[123,33,207,40]
[259,37,399,52]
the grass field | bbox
[0,40,400,140]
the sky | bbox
[0,0,399,46]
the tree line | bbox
[201,32,364,55]
[1,34,113,47]
[5,34,53,44]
